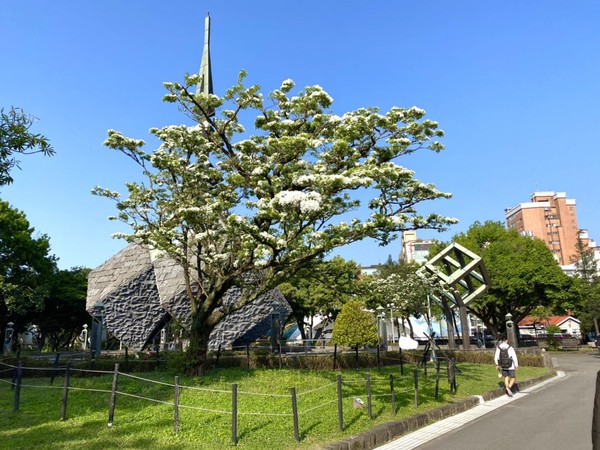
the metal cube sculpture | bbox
[422,242,490,308]
[419,242,491,349]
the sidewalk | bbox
[324,368,559,450]
[374,371,565,449]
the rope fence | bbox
[0,354,457,445]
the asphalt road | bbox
[413,351,600,450]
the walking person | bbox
[494,335,518,396]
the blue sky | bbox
[2,1,600,270]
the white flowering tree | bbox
[93,72,456,374]
[365,262,444,338]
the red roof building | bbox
[518,314,581,337]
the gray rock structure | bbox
[86,15,291,351]
[86,243,291,351]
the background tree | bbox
[0,200,57,337]
[574,230,598,283]
[437,221,572,338]
[581,291,600,337]
[278,256,362,341]
[0,107,54,186]
[376,254,397,278]
[36,267,91,351]
[94,72,456,374]
[331,300,379,350]
[572,230,600,336]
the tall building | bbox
[401,231,434,265]
[505,191,583,265]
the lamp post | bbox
[376,306,387,351]
[271,312,281,353]
[91,303,105,357]
[387,303,395,344]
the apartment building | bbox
[401,230,434,264]
[505,191,582,265]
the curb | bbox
[324,370,557,450]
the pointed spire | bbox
[197,14,213,96]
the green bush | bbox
[2,345,547,381]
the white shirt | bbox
[494,342,518,370]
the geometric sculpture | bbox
[421,242,490,308]
[418,242,491,349]
[86,243,291,351]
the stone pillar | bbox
[3,322,14,355]
[82,324,88,350]
[506,313,518,348]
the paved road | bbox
[379,351,600,450]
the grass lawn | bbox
[0,361,549,450]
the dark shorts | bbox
[501,368,516,378]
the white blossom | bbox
[273,190,322,213]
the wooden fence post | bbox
[60,363,71,420]
[435,360,441,400]
[336,374,343,431]
[291,387,300,442]
[13,363,22,413]
[107,363,120,427]
[333,345,338,371]
[279,343,283,369]
[366,374,372,419]
[232,383,238,445]
[413,367,419,407]
[174,376,180,434]
[389,374,396,416]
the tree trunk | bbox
[296,317,307,342]
[187,314,213,376]
[37,332,46,352]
